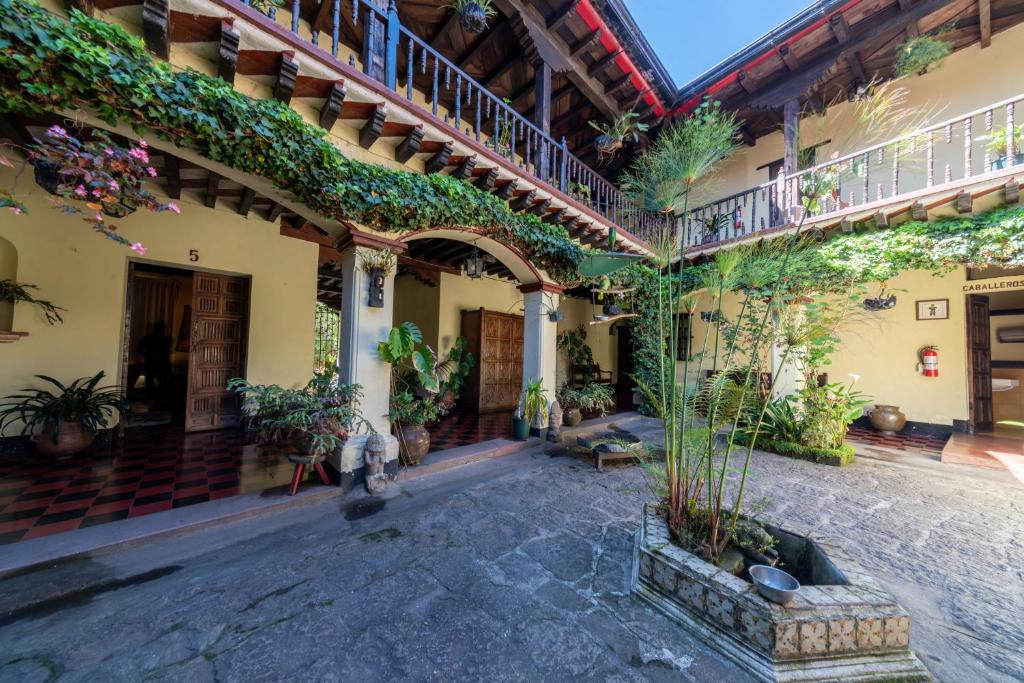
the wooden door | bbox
[185,273,249,432]
[967,294,994,432]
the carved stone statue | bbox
[547,400,563,442]
[364,433,388,495]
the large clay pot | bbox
[868,405,907,436]
[396,424,430,465]
[32,421,95,456]
[563,407,583,428]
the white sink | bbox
[992,378,1020,392]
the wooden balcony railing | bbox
[239,0,663,244]
[685,93,1024,249]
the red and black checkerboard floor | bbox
[427,410,514,452]
[846,426,949,455]
[0,426,299,546]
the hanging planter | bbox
[449,0,496,34]
[548,310,564,323]
[31,159,62,195]
[357,248,396,309]
[863,284,897,311]
[588,113,649,162]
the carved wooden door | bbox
[967,294,993,432]
[185,273,249,432]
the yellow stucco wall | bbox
[700,21,1024,209]
[393,274,441,350]
[556,297,618,386]
[435,272,523,356]
[0,165,318,433]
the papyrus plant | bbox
[626,100,836,563]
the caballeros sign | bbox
[963,277,1024,292]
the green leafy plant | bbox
[436,337,475,411]
[0,372,127,441]
[0,279,65,325]
[518,377,548,426]
[557,324,595,368]
[796,379,870,451]
[0,2,586,282]
[985,124,1023,159]
[589,112,649,160]
[557,381,614,415]
[228,371,369,458]
[249,0,285,16]
[389,390,441,427]
[895,34,952,78]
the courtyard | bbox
[1,418,1021,683]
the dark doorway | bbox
[616,324,636,411]
[123,264,249,432]
[967,294,994,432]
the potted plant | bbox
[0,280,65,326]
[448,0,496,34]
[26,126,180,253]
[987,124,1024,169]
[358,248,396,308]
[557,381,614,427]
[894,33,952,78]
[589,113,649,160]
[378,322,470,464]
[516,378,548,438]
[0,372,128,456]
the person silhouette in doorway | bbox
[140,321,173,399]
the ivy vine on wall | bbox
[0,1,586,282]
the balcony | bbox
[208,0,663,248]
[684,93,1024,255]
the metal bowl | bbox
[749,565,800,605]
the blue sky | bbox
[625,0,813,88]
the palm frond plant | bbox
[519,377,549,429]
[0,372,127,454]
[589,112,650,161]
[0,279,65,325]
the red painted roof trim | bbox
[577,0,666,116]
[671,0,864,117]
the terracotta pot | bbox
[32,421,95,456]
[396,424,430,465]
[868,405,906,436]
[563,407,583,427]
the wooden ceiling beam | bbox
[524,82,573,118]
[274,51,298,105]
[456,17,509,69]
[237,187,256,217]
[546,0,581,32]
[778,44,799,71]
[430,11,461,48]
[163,153,181,200]
[588,48,624,77]
[569,29,602,60]
[205,172,220,209]
[979,0,992,47]
[492,0,622,120]
[217,18,239,85]
[395,125,424,163]
[481,55,521,88]
[359,103,387,148]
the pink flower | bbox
[129,148,149,164]
[94,212,103,221]
[74,185,87,198]
[166,202,181,215]
[104,148,114,157]
[91,188,102,197]
[130,242,147,255]
[47,125,68,138]
[108,180,120,192]
[146,167,157,177]
[138,139,148,149]
[11,207,22,215]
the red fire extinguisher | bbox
[919,345,939,377]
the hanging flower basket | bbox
[31,160,62,195]
[594,134,623,156]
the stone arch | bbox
[0,235,17,331]
[399,229,547,285]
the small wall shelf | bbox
[589,314,638,326]
[0,331,29,343]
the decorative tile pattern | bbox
[705,591,735,629]
[800,621,828,655]
[774,622,800,658]
[427,410,513,452]
[674,576,706,613]
[0,426,300,545]
[884,614,911,648]
[857,617,885,650]
[829,618,857,653]
[737,607,772,653]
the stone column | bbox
[330,235,403,491]
[520,283,563,401]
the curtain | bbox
[130,276,180,361]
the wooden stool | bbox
[287,453,331,495]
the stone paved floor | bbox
[0,418,1022,682]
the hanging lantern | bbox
[464,247,485,279]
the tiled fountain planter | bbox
[631,505,931,682]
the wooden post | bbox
[783,98,800,175]
[384,0,400,91]
[534,60,552,178]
